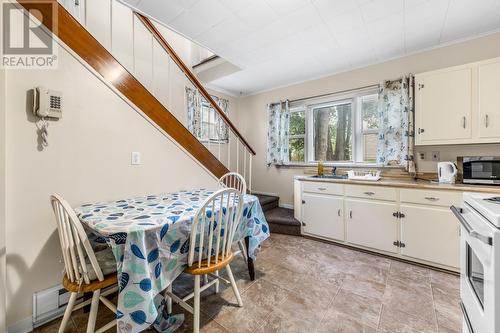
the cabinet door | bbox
[346,199,398,253]
[479,60,500,139]
[415,67,472,144]
[302,193,344,241]
[400,205,460,269]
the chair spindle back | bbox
[188,188,244,268]
[218,172,247,194]
[50,194,104,284]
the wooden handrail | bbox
[135,13,256,156]
[17,0,229,178]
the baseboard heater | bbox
[32,284,116,328]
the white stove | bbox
[452,192,500,333]
[464,192,500,227]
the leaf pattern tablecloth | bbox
[75,189,270,333]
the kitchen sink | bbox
[311,174,348,179]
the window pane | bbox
[290,111,305,135]
[362,94,379,130]
[363,132,378,163]
[289,138,305,162]
[202,107,209,122]
[313,103,352,161]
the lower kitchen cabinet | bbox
[302,193,344,241]
[400,205,460,268]
[346,199,398,253]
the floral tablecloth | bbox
[75,189,270,333]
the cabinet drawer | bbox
[400,189,462,207]
[302,182,343,195]
[345,185,397,201]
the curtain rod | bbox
[269,84,379,106]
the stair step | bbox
[254,194,279,212]
[265,207,301,226]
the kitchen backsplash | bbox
[415,144,500,172]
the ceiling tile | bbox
[126,0,500,94]
[312,0,359,16]
[234,0,278,30]
[441,0,493,42]
[360,0,403,22]
[169,0,231,37]
[323,8,366,34]
[265,0,310,15]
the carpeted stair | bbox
[254,194,301,236]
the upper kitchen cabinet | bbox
[478,58,500,141]
[415,65,473,145]
[415,57,500,145]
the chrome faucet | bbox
[332,166,337,175]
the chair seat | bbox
[185,252,234,275]
[63,272,117,293]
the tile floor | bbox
[35,234,462,333]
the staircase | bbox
[255,195,301,236]
[20,0,255,188]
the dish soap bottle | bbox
[317,160,324,176]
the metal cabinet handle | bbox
[418,128,425,134]
[363,191,375,196]
[450,205,492,246]
[317,187,327,191]
[337,209,341,217]
[425,197,439,201]
[349,210,352,218]
[485,114,489,128]
[462,116,467,129]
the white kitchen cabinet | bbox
[345,199,398,253]
[415,65,473,145]
[302,193,344,241]
[478,59,500,140]
[400,205,460,269]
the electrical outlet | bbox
[431,151,440,161]
[131,152,141,165]
[418,152,426,160]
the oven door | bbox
[453,204,496,333]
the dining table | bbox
[75,188,270,333]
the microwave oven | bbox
[459,156,500,185]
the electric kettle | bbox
[438,162,458,184]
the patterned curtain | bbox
[376,75,416,175]
[186,87,229,142]
[266,101,290,166]
[211,95,229,142]
[186,87,202,138]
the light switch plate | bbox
[131,152,141,165]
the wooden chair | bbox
[165,188,244,333]
[217,172,249,262]
[50,195,118,333]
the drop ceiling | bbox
[122,0,500,95]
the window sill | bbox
[275,162,404,169]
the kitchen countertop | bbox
[295,175,500,194]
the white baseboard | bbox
[250,190,279,197]
[280,203,294,210]
[7,317,33,333]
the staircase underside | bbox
[255,194,301,236]
[19,0,229,179]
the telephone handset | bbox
[33,86,62,119]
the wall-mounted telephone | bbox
[33,86,62,119]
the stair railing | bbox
[135,13,255,191]
[52,0,256,191]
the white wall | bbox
[4,42,219,326]
[1,66,7,333]
[237,32,500,206]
